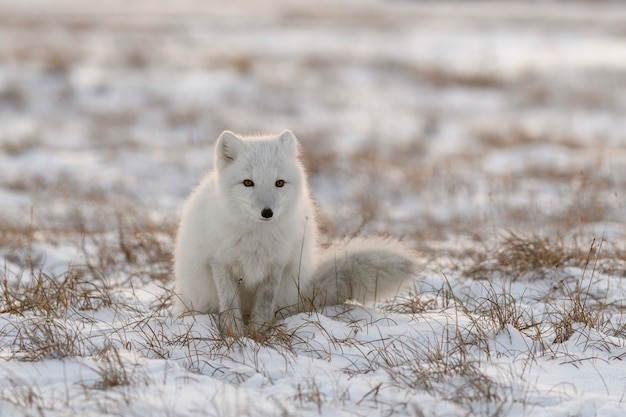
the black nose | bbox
[261,208,273,219]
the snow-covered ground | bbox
[1,1,626,416]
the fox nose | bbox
[261,208,273,219]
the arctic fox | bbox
[173,130,415,336]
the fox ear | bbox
[278,130,298,157]
[216,131,245,169]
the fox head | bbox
[214,130,305,223]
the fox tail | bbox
[300,236,416,311]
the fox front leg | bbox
[213,265,245,337]
[248,268,283,337]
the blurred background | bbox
[1,0,625,245]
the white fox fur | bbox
[173,130,415,336]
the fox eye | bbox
[275,180,285,187]
[243,179,254,187]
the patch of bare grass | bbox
[462,233,626,350]
[16,316,92,361]
[411,65,505,89]
[466,233,591,281]
[208,54,255,74]
[375,59,506,89]
[0,81,28,110]
[1,265,112,317]
[166,106,201,128]
[474,282,540,336]
[476,125,584,149]
[383,288,439,314]
[89,344,146,390]
[80,211,175,284]
[0,258,110,361]
[0,202,177,361]
[378,333,502,412]
[87,109,140,145]
[8,43,78,75]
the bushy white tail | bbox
[299,236,416,311]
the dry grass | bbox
[0,203,625,416]
[1,266,112,317]
[462,234,626,349]
[465,233,594,281]
[410,65,505,89]
[0,128,623,416]
[0,0,624,414]
[0,81,28,110]
[90,344,139,390]
[473,281,540,336]
[476,125,585,149]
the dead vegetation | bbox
[0,118,623,416]
[0,193,624,416]
[0,0,625,414]
[465,233,609,281]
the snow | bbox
[1,0,626,416]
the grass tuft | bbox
[466,233,590,281]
